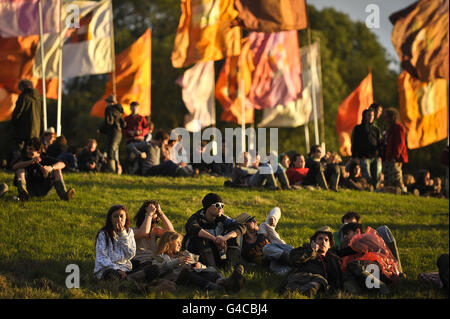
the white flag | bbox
[259,42,322,127]
[33,0,113,79]
[176,61,216,132]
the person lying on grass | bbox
[131,200,174,270]
[279,226,342,297]
[337,222,401,295]
[153,231,245,293]
[334,211,403,275]
[12,137,75,201]
[94,204,159,282]
[235,209,293,275]
[182,193,246,270]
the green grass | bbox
[0,171,448,299]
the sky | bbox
[308,0,418,70]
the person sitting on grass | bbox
[333,212,404,276]
[94,204,160,282]
[153,231,245,292]
[338,222,401,295]
[12,137,75,201]
[182,193,246,270]
[78,138,106,173]
[286,153,309,187]
[235,211,293,275]
[279,226,342,297]
[131,200,175,270]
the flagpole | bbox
[304,122,310,154]
[240,77,246,152]
[56,0,63,136]
[109,0,116,97]
[38,0,48,131]
[307,28,319,146]
[317,39,326,152]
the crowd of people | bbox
[1,81,448,201]
[93,192,449,297]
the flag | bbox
[398,70,448,149]
[0,35,58,121]
[247,31,302,110]
[336,72,373,156]
[33,0,113,79]
[390,0,449,82]
[176,61,215,132]
[171,0,242,68]
[259,42,322,127]
[215,37,254,125]
[0,0,61,37]
[90,29,151,118]
[235,0,308,32]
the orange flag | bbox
[171,0,242,68]
[215,38,254,124]
[390,0,449,82]
[398,71,448,149]
[336,72,373,156]
[90,29,151,118]
[0,35,58,122]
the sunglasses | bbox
[212,202,225,209]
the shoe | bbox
[65,188,75,201]
[222,264,245,293]
[18,187,30,201]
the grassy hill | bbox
[0,171,448,299]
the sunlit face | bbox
[169,237,182,253]
[206,202,224,219]
[131,105,138,115]
[281,156,290,168]
[376,107,383,119]
[315,233,331,255]
[424,173,431,186]
[89,141,97,152]
[111,209,127,232]
[246,219,259,233]
[26,145,40,159]
[294,155,305,169]
[343,229,358,242]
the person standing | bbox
[10,79,43,167]
[382,108,408,193]
[102,95,126,174]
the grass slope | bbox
[0,171,448,299]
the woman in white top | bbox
[94,204,159,282]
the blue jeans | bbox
[360,157,381,186]
[262,243,293,275]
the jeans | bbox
[376,225,402,273]
[262,243,293,275]
[360,157,381,186]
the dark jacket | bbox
[104,104,126,134]
[182,208,246,249]
[11,88,43,142]
[289,243,342,289]
[351,122,382,158]
[78,148,104,172]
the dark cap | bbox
[234,213,256,224]
[202,193,223,209]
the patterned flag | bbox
[336,72,373,156]
[0,35,58,122]
[171,0,241,68]
[247,31,302,110]
[259,42,322,127]
[235,0,308,32]
[215,37,254,125]
[33,0,113,79]
[398,71,448,149]
[90,29,151,118]
[176,61,215,132]
[390,0,449,82]
[0,0,61,37]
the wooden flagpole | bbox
[38,0,48,131]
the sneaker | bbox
[64,188,75,201]
[18,187,30,201]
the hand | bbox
[140,152,147,159]
[31,156,41,164]
[311,240,318,252]
[41,165,53,175]
[146,204,156,217]
[89,162,96,170]
[117,270,127,279]
[215,236,226,249]
[178,256,190,264]
[156,203,162,214]
[115,221,125,233]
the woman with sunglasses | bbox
[182,193,246,270]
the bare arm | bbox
[134,204,156,240]
[158,205,174,232]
